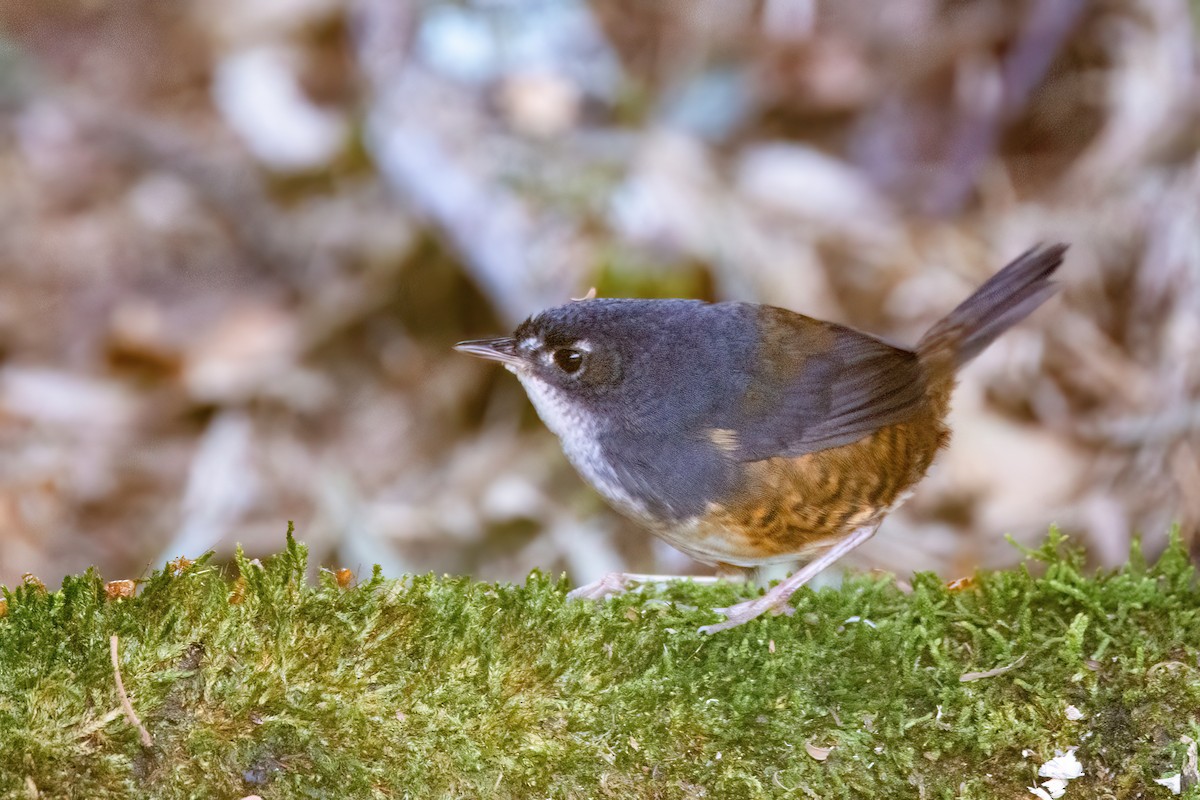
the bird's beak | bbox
[453,337,524,367]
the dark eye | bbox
[553,348,584,373]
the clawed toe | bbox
[567,572,728,602]
[566,571,800,632]
[698,524,883,633]
[566,572,632,601]
[698,596,795,634]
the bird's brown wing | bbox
[720,307,929,462]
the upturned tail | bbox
[917,243,1067,378]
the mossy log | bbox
[1,528,1198,799]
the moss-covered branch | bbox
[1,528,1198,798]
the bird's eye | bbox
[553,348,584,374]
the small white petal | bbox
[1154,774,1181,794]
[1028,787,1053,800]
[1039,750,1084,780]
[805,741,834,761]
[1064,705,1085,721]
[1041,778,1068,798]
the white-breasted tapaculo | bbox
[456,244,1067,633]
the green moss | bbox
[1,526,1198,798]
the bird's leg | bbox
[566,564,749,601]
[698,522,881,635]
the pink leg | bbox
[698,523,880,635]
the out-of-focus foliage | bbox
[0,0,1197,588]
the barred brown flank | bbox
[695,413,946,565]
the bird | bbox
[455,244,1067,633]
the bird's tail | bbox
[917,243,1066,378]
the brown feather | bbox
[674,410,948,567]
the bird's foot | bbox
[566,572,634,601]
[697,583,798,634]
[567,573,726,602]
[698,522,882,634]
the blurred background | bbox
[1,0,1198,590]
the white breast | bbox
[514,371,652,520]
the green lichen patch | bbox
[1,527,1199,799]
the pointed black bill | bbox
[453,337,523,366]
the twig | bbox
[960,654,1027,682]
[110,635,153,748]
